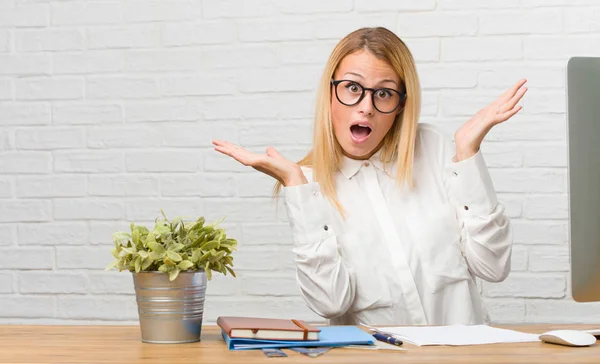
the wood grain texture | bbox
[0,325,598,363]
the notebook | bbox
[222,325,376,350]
[372,325,541,346]
[217,316,321,341]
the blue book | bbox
[222,325,375,350]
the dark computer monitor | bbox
[566,56,600,302]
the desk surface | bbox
[0,324,598,363]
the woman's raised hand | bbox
[454,79,528,162]
[212,140,308,187]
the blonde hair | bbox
[275,27,421,217]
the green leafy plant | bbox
[106,210,237,281]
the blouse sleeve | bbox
[283,180,357,319]
[440,132,513,283]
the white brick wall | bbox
[1,0,599,326]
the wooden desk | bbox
[0,325,598,363]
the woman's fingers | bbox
[502,85,527,111]
[213,140,300,184]
[212,139,242,152]
[498,105,523,122]
[212,139,227,148]
[494,84,527,123]
[223,148,259,167]
[265,146,286,161]
[499,79,527,104]
[213,140,252,160]
[213,145,242,162]
[213,144,253,165]
[214,144,277,170]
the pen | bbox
[373,332,403,346]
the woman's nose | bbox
[356,92,374,115]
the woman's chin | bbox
[341,144,376,160]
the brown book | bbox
[217,316,321,341]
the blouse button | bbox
[312,189,319,196]
[363,162,370,167]
[324,225,329,231]
[453,171,458,176]
[464,206,469,211]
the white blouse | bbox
[283,123,512,326]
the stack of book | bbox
[217,316,375,350]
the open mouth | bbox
[350,124,372,144]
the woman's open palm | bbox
[454,79,528,161]
[212,140,307,186]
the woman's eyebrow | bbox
[344,72,364,79]
[343,72,398,87]
[379,79,399,87]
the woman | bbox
[213,27,527,326]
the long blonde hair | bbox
[275,27,421,216]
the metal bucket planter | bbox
[132,271,207,344]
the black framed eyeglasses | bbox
[330,79,407,114]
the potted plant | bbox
[106,210,237,344]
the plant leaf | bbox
[178,260,194,270]
[160,209,169,223]
[222,255,233,265]
[189,218,205,233]
[205,230,218,241]
[205,262,212,280]
[166,251,182,262]
[168,243,185,252]
[105,259,119,271]
[141,257,153,270]
[132,229,140,245]
[121,247,135,254]
[212,261,224,273]
[112,231,131,245]
[211,216,226,227]
[191,249,202,263]
[162,235,174,246]
[147,241,165,254]
[180,236,192,247]
[209,250,226,263]
[153,224,170,235]
[174,220,186,238]
[199,250,211,263]
[221,238,237,247]
[146,233,156,244]
[134,256,142,273]
[149,251,165,260]
[169,268,180,281]
[225,265,236,277]
[200,240,219,251]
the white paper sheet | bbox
[339,341,407,351]
[373,325,541,346]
